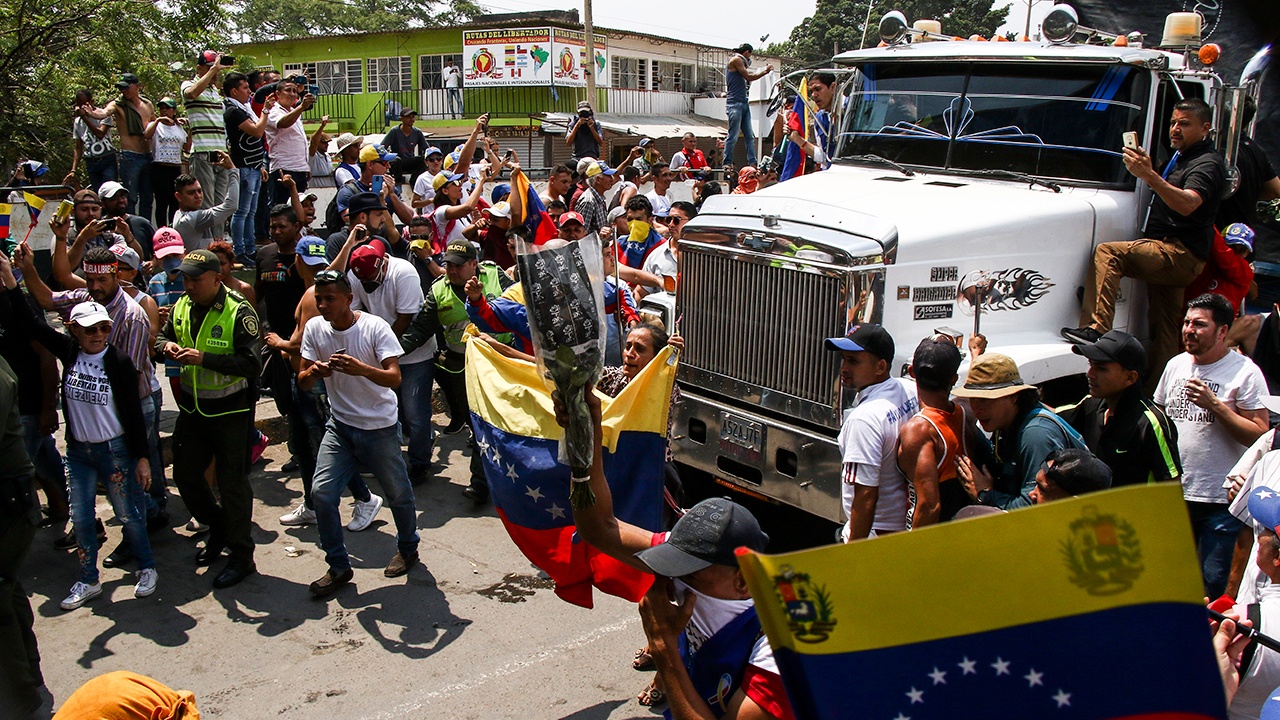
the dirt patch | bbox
[476,573,555,603]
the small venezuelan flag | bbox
[737,484,1228,719]
[0,203,11,240]
[23,192,45,223]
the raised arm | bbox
[453,113,489,178]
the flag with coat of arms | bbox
[737,484,1229,719]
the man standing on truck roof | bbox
[824,324,918,542]
[723,44,773,170]
[1063,98,1226,378]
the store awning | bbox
[541,113,726,139]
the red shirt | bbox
[1185,228,1254,313]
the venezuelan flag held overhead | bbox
[510,170,559,244]
[466,340,675,607]
[737,484,1227,719]
[23,192,45,223]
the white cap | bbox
[69,301,112,328]
[487,201,512,219]
[98,181,128,200]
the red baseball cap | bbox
[349,243,386,279]
[557,211,585,228]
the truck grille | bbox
[680,249,849,409]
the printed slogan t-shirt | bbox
[64,348,126,443]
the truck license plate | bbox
[720,412,763,454]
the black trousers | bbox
[0,474,44,720]
[435,367,485,493]
[172,410,255,559]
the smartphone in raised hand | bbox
[1122,132,1139,152]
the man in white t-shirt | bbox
[825,324,919,542]
[1155,293,1270,598]
[266,78,315,193]
[411,146,446,215]
[643,161,674,218]
[344,242,437,485]
[299,270,420,596]
[1225,488,1280,719]
[442,60,463,119]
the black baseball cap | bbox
[912,336,962,392]
[442,240,477,264]
[115,73,140,90]
[178,249,221,276]
[635,498,769,577]
[1071,330,1147,373]
[1044,448,1112,496]
[824,324,895,363]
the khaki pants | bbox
[1080,238,1204,375]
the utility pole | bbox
[584,0,596,102]
[859,0,876,50]
[1023,0,1047,40]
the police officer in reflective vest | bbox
[156,249,262,588]
[399,239,513,504]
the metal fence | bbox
[302,93,357,122]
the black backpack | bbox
[324,180,361,237]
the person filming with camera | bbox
[565,101,603,163]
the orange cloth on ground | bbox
[53,671,199,720]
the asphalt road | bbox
[25,395,665,719]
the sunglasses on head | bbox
[315,269,342,282]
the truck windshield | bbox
[836,61,1149,185]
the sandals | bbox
[637,679,666,706]
[632,646,655,671]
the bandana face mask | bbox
[627,220,651,243]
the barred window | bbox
[283,60,362,94]
[367,56,413,92]
[420,54,464,90]
[611,56,647,90]
[651,61,696,92]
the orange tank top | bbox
[918,403,966,483]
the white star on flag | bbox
[476,437,491,456]
[991,657,1011,676]
[525,486,544,502]
[506,463,519,481]
[927,667,946,685]
[892,714,911,720]
[1024,669,1044,687]
[491,448,503,466]
[547,503,566,519]
[905,687,924,704]
[958,657,977,675]
[1053,690,1071,708]
[1258,489,1275,500]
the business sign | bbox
[462,28,554,87]
[461,27,608,88]
[550,29,609,88]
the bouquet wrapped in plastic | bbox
[517,238,607,508]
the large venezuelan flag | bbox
[465,340,675,607]
[780,77,810,183]
[738,484,1227,719]
[510,170,559,244]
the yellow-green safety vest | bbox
[172,291,251,417]
[432,262,510,360]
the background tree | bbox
[233,0,483,42]
[0,0,228,183]
[787,0,1009,64]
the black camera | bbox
[578,110,592,119]
[219,55,236,66]
[288,75,308,86]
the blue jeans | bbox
[118,150,153,222]
[85,153,118,191]
[1186,500,1245,599]
[290,377,370,509]
[232,168,263,258]
[398,360,435,468]
[446,88,463,117]
[66,437,155,584]
[312,420,419,572]
[18,415,65,489]
[138,389,167,511]
[724,101,756,167]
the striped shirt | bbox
[181,80,227,153]
[51,287,155,398]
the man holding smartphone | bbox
[266,76,316,208]
[182,51,234,241]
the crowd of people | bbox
[1,45,1279,720]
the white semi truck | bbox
[665,6,1271,522]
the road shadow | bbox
[557,700,632,719]
[211,568,329,637]
[330,563,470,660]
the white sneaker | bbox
[60,581,103,611]
[280,502,317,526]
[347,494,383,532]
[134,568,158,598]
